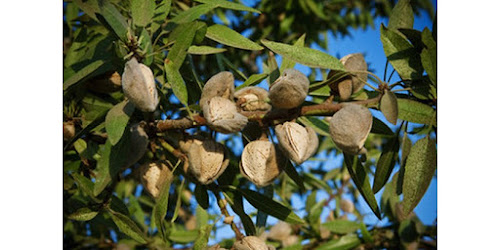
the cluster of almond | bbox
[122,55,373,191]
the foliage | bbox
[63,0,437,249]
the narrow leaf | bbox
[206,24,263,50]
[344,154,382,219]
[131,0,155,27]
[97,0,129,41]
[380,89,399,125]
[195,0,261,13]
[169,4,216,25]
[420,28,437,85]
[193,224,212,250]
[280,34,306,71]
[139,28,154,66]
[108,209,148,244]
[316,234,361,250]
[380,24,422,80]
[397,131,412,195]
[402,136,436,215]
[370,116,394,136]
[284,160,306,192]
[187,45,227,55]
[168,229,199,243]
[67,207,99,221]
[256,186,273,228]
[373,136,399,193]
[297,116,330,137]
[194,184,209,209]
[63,60,106,91]
[71,173,96,199]
[238,188,305,224]
[262,39,343,70]
[322,220,359,234]
[167,22,197,70]
[151,0,172,33]
[235,73,268,91]
[105,100,135,145]
[359,222,374,243]
[398,99,436,126]
[152,181,171,240]
[165,59,189,105]
[267,51,280,84]
[388,0,414,30]
[229,192,256,236]
[171,179,185,222]
[93,134,130,196]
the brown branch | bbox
[155,94,382,132]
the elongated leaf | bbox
[284,160,306,192]
[267,51,280,85]
[228,192,256,236]
[297,116,330,137]
[343,154,382,219]
[187,45,226,55]
[63,60,107,91]
[171,179,185,222]
[108,209,148,244]
[194,184,209,209]
[398,99,436,126]
[128,196,146,228]
[237,188,305,224]
[206,24,263,51]
[168,229,199,243]
[421,28,437,85]
[151,0,172,33]
[402,136,436,215]
[359,222,374,243]
[235,73,268,91]
[380,24,422,80]
[196,205,209,228]
[152,180,171,240]
[262,39,343,70]
[303,172,332,193]
[371,116,394,136]
[256,185,273,228]
[397,131,412,195]
[131,0,155,27]
[167,22,197,70]
[165,59,189,105]
[195,0,261,13]
[280,34,306,71]
[322,220,359,234]
[67,207,99,221]
[388,0,414,30]
[373,135,399,193]
[139,28,153,66]
[316,234,361,250]
[73,0,99,20]
[193,224,212,250]
[169,4,216,24]
[380,89,399,125]
[105,100,135,145]
[97,0,129,41]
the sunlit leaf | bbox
[193,224,212,250]
[168,229,199,243]
[165,59,189,105]
[380,89,399,125]
[388,0,414,30]
[169,4,216,25]
[195,0,261,13]
[402,136,436,215]
[420,28,437,85]
[108,208,148,244]
[322,220,359,234]
[316,234,361,250]
[105,100,135,145]
[235,73,268,91]
[206,24,263,50]
[67,207,99,221]
[398,99,436,126]
[298,116,330,137]
[63,60,108,91]
[373,135,399,193]
[262,39,343,70]
[187,45,226,55]
[131,0,155,27]
[280,34,306,71]
[97,0,129,41]
[152,180,171,240]
[167,22,197,70]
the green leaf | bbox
[168,229,199,243]
[73,0,99,20]
[343,154,382,219]
[420,28,437,85]
[105,100,135,145]
[139,28,154,66]
[229,192,256,236]
[194,184,209,209]
[388,0,414,30]
[235,73,268,91]
[97,0,129,41]
[193,224,212,250]
[71,173,97,200]
[63,60,107,91]
[303,172,332,193]
[316,234,361,250]
[297,116,330,137]
[195,0,261,13]
[284,160,306,192]
[206,24,263,51]
[151,0,172,33]
[131,0,155,27]
[108,209,148,244]
[169,4,216,25]
[237,188,305,224]
[196,205,209,228]
[256,186,274,228]
[397,99,436,126]
[93,134,131,196]
[67,207,99,221]
[402,136,436,215]
[128,196,146,228]
[267,51,280,84]
[373,135,399,193]
[380,24,422,80]
[380,89,399,125]
[171,179,185,222]
[152,180,171,240]
[280,34,306,71]
[370,116,394,136]
[322,220,359,234]
[187,45,226,55]
[165,59,189,105]
[359,222,374,243]
[262,39,343,70]
[167,22,197,71]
